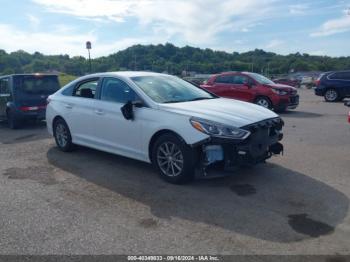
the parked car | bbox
[0,74,60,129]
[46,72,284,184]
[315,70,350,102]
[273,78,301,88]
[200,72,299,112]
[345,101,350,123]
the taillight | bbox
[315,79,320,86]
[19,105,46,111]
[348,111,350,124]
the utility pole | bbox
[86,41,92,73]
[134,53,137,71]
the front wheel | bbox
[152,133,195,184]
[53,118,75,152]
[254,97,272,109]
[324,89,339,102]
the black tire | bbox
[6,110,20,129]
[53,118,75,152]
[324,89,339,102]
[151,133,196,184]
[254,96,272,109]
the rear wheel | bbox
[152,133,195,184]
[324,89,339,102]
[53,118,75,152]
[254,97,272,109]
[6,110,20,129]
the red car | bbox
[201,72,299,111]
[345,101,350,123]
[273,78,301,88]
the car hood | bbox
[267,83,297,91]
[159,98,278,128]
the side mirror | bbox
[121,101,134,120]
[132,100,144,108]
[345,101,350,107]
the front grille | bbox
[290,95,299,104]
[240,118,283,158]
[242,117,284,133]
[290,90,297,96]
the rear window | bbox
[14,75,60,95]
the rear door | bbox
[13,75,60,109]
[61,78,100,145]
[328,72,350,96]
[0,77,11,118]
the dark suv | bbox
[0,74,60,129]
[315,70,350,102]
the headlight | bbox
[190,118,250,140]
[272,88,288,95]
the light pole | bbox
[86,41,92,73]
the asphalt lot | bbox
[0,88,349,256]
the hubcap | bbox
[157,142,184,177]
[325,90,337,101]
[55,123,68,148]
[257,98,270,108]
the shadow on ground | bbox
[0,120,49,144]
[46,146,349,243]
[279,110,323,118]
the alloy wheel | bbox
[157,142,184,177]
[55,123,68,148]
[325,90,338,102]
[256,98,270,108]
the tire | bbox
[254,96,272,109]
[53,118,75,152]
[6,110,20,129]
[324,89,339,102]
[151,133,196,184]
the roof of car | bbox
[86,71,168,78]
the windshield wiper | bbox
[188,97,215,101]
[163,100,185,103]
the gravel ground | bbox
[0,89,349,256]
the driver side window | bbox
[100,78,138,104]
[232,75,248,85]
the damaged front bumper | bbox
[193,117,284,177]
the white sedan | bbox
[46,72,284,184]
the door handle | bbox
[65,103,73,109]
[94,109,104,115]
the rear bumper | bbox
[13,108,46,121]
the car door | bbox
[92,77,144,160]
[340,72,350,96]
[230,74,255,102]
[328,72,350,96]
[0,77,11,119]
[62,78,100,145]
[206,75,236,98]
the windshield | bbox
[131,75,215,103]
[247,73,275,85]
[15,75,60,95]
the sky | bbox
[0,0,349,58]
